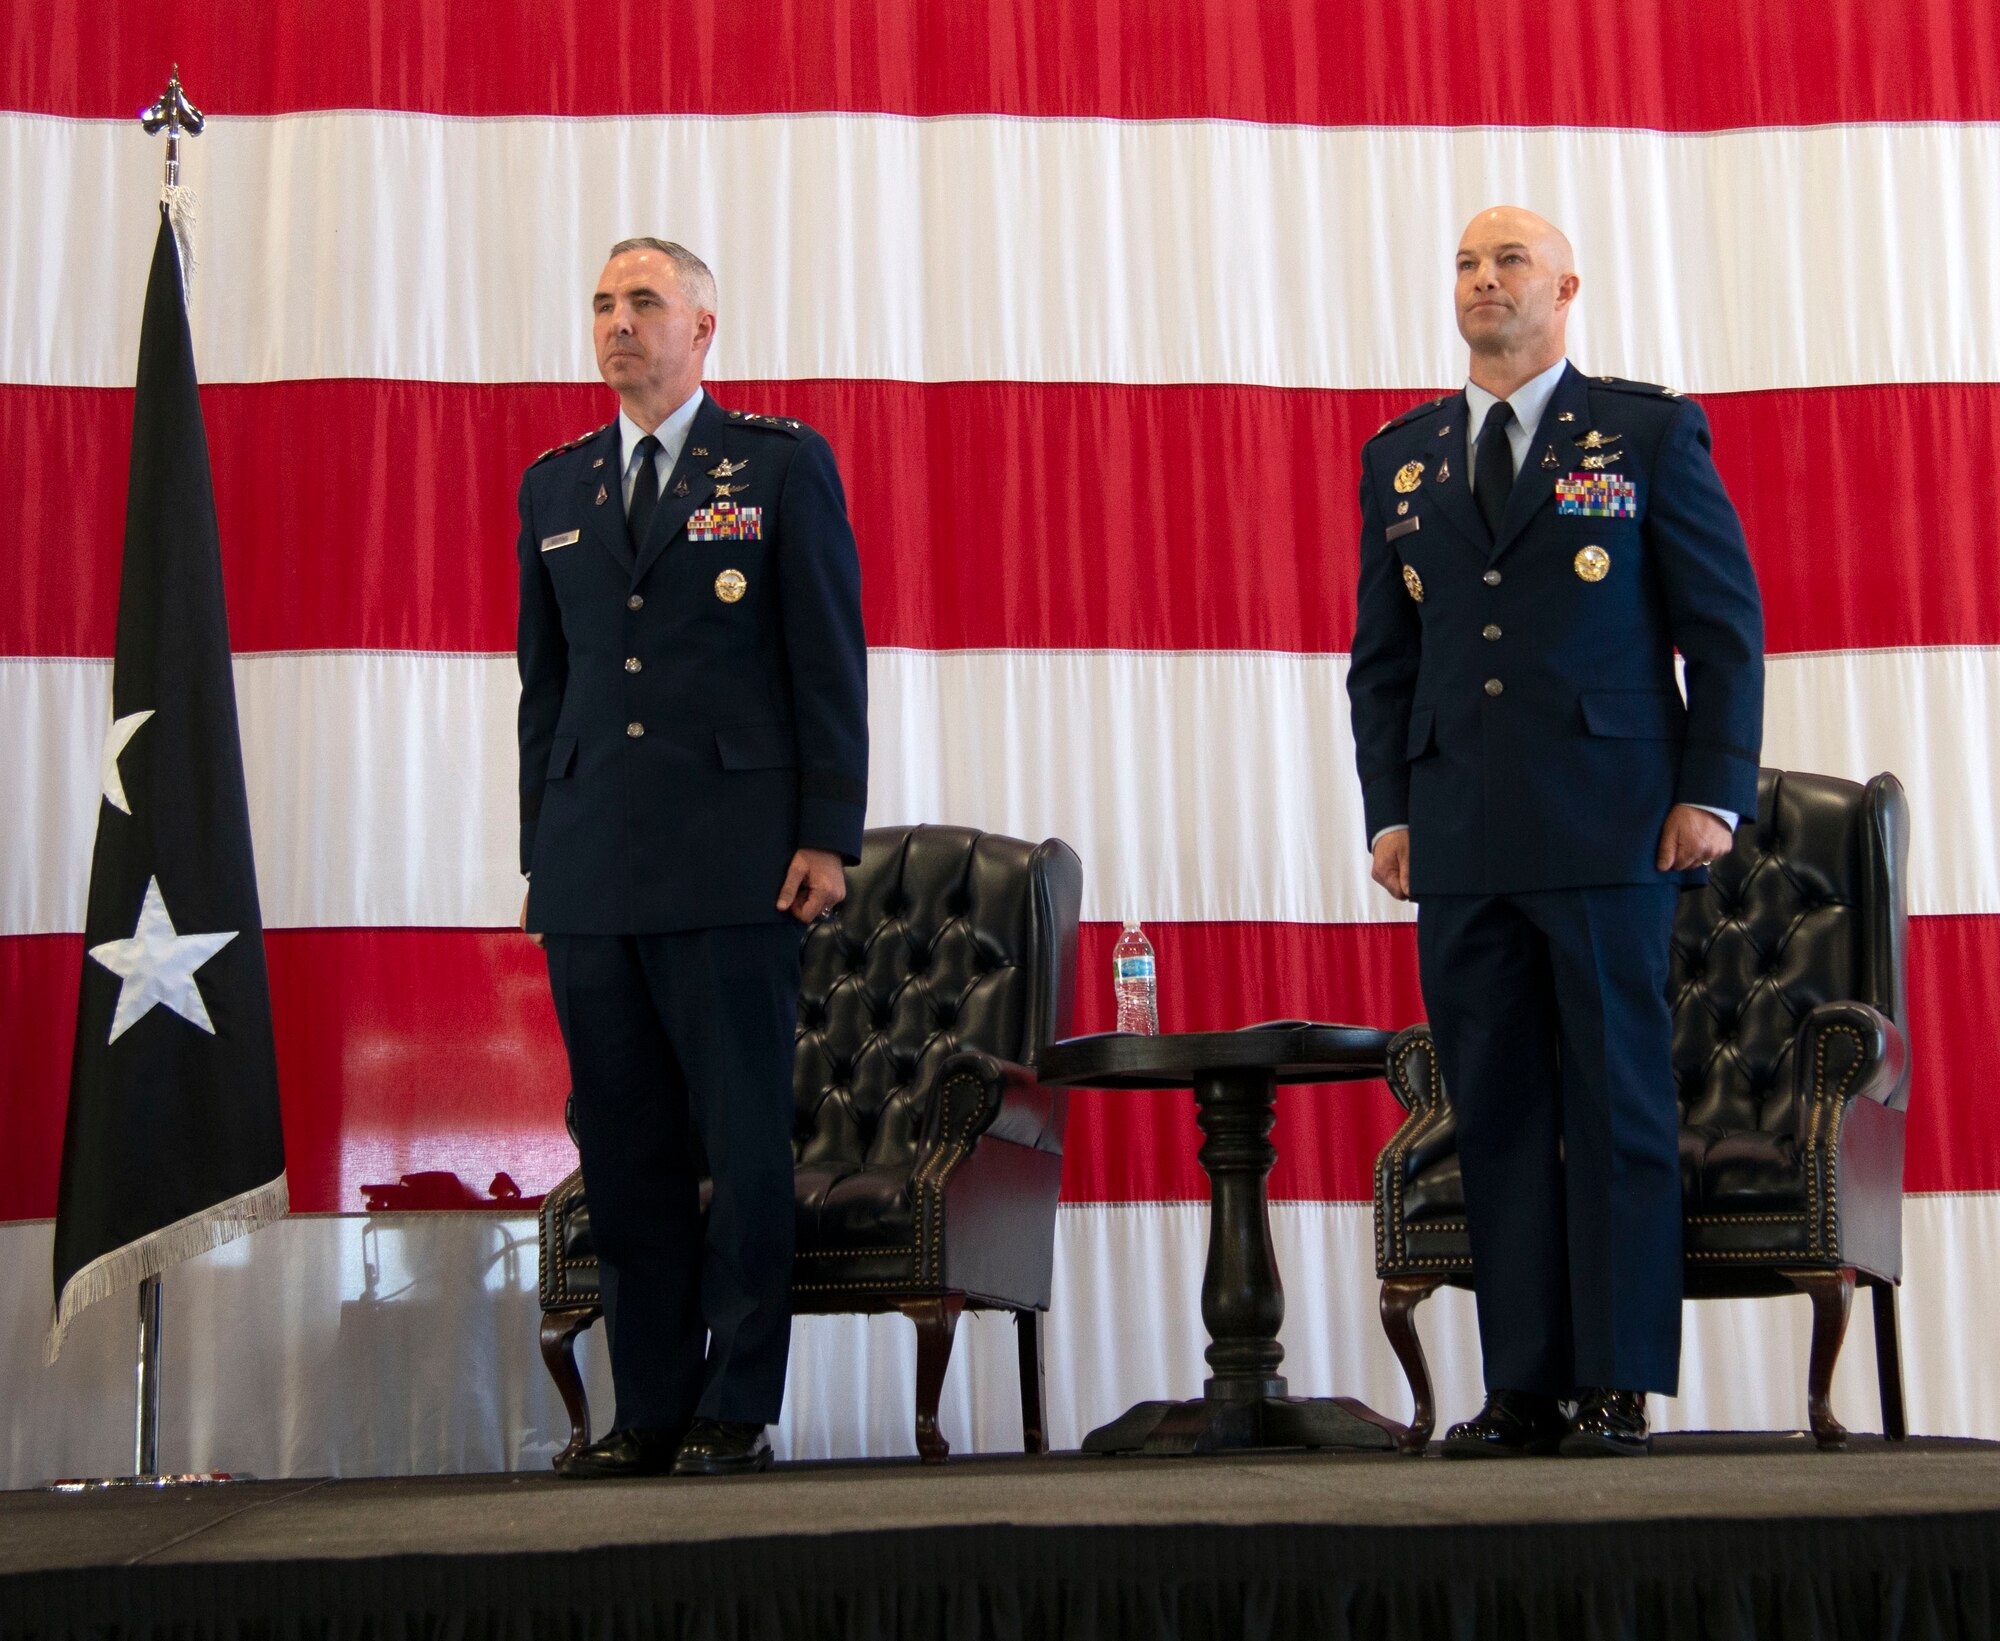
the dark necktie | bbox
[626,433,662,551]
[1474,399,1516,541]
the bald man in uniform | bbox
[1348,208,1764,1455]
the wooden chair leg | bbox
[1782,1267,1855,1450]
[1379,1276,1443,1454]
[539,1305,599,1468]
[899,1294,966,1464]
[1871,1279,1909,1442]
[1015,1309,1049,1455]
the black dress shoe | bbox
[1560,1389,1652,1457]
[1442,1390,1569,1458]
[672,1419,774,1477]
[555,1424,687,1479]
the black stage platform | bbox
[5,1436,1998,1640]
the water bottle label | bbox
[1114,956,1155,982]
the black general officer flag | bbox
[48,206,286,1361]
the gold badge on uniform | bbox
[1557,411,1576,423]
[1402,564,1424,602]
[713,482,749,499]
[715,569,748,603]
[1579,429,1621,451]
[1393,460,1425,493]
[1574,546,1611,582]
[709,455,750,480]
[1580,452,1623,470]
[1396,500,1410,516]
[1541,446,1559,468]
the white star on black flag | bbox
[49,207,287,1362]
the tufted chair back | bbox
[794,824,1074,1177]
[1671,769,1909,1142]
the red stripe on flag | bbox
[8,380,1999,658]
[2,915,1994,1220]
[10,0,1995,126]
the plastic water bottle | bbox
[1113,919,1159,1035]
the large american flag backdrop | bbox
[4,3,1998,1479]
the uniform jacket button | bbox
[627,721,645,737]
[1482,623,1502,641]
[624,657,642,673]
[1483,678,1504,697]
[626,594,644,611]
[1483,569,1502,586]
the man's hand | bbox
[777,847,847,924]
[1656,804,1735,872]
[519,890,544,948]
[1371,829,1412,902]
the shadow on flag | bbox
[48,202,287,1362]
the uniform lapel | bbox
[1423,392,1488,551]
[574,424,631,573]
[630,393,727,586]
[1490,363,1591,561]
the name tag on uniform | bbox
[1385,516,1420,542]
[540,529,581,553]
[1556,475,1637,519]
[688,502,763,542]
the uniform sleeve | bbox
[1646,399,1765,817]
[776,433,870,863]
[1346,451,1424,845]
[516,472,567,876]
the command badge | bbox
[1402,564,1424,602]
[1574,546,1611,582]
[1393,460,1425,494]
[715,569,748,603]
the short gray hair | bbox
[607,237,717,313]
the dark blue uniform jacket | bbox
[1348,365,1763,896]
[517,394,868,933]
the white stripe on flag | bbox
[5,647,1997,934]
[5,111,1999,391]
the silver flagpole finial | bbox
[140,66,204,189]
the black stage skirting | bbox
[5,1436,1998,1641]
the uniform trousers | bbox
[1416,883,1683,1397]
[545,924,802,1431]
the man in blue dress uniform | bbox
[517,238,868,1477]
[1348,208,1763,1456]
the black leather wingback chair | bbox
[1373,769,1911,1451]
[538,824,1083,1465]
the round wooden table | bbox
[1037,1025,1404,1455]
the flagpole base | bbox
[42,1472,254,1491]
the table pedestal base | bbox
[1083,1394,1399,1455]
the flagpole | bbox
[134,1275,163,1476]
